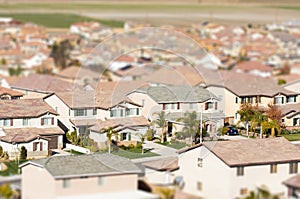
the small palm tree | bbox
[138,133,146,154]
[101,127,118,154]
[180,111,199,144]
[152,111,168,143]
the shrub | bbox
[20,146,27,160]
[146,129,153,141]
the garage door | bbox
[47,136,58,150]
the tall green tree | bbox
[19,146,27,161]
[152,111,168,143]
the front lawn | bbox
[98,148,159,159]
[282,134,300,141]
[156,141,188,150]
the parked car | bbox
[226,126,239,136]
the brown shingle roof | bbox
[283,174,300,189]
[0,127,64,143]
[206,137,300,167]
[0,98,58,119]
[179,137,300,167]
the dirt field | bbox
[0,1,299,27]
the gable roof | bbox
[179,137,300,167]
[134,84,217,103]
[0,86,23,97]
[20,154,142,179]
[0,127,64,143]
[0,98,58,119]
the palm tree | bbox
[180,111,199,144]
[252,109,268,139]
[262,120,281,138]
[152,111,168,143]
[138,133,146,154]
[101,127,118,154]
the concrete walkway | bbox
[143,141,178,156]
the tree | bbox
[8,65,23,76]
[238,103,257,137]
[19,146,27,160]
[0,184,13,199]
[138,133,146,154]
[50,39,73,69]
[152,111,168,143]
[251,109,268,139]
[66,131,79,145]
[180,111,199,144]
[101,127,118,154]
[264,103,282,137]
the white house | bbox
[0,98,64,158]
[175,137,300,199]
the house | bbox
[127,83,225,134]
[204,70,298,124]
[280,103,300,129]
[44,90,143,135]
[0,98,64,158]
[175,137,300,199]
[88,116,150,148]
[20,154,158,199]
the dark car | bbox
[226,126,239,136]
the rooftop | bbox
[20,154,142,179]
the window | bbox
[287,96,297,103]
[197,182,202,191]
[237,167,244,176]
[110,109,124,117]
[142,99,145,107]
[190,103,196,110]
[23,118,30,126]
[93,108,97,115]
[74,109,87,117]
[274,96,284,105]
[282,118,285,123]
[126,108,137,116]
[33,142,43,151]
[63,179,71,188]
[293,118,298,126]
[120,133,127,141]
[197,158,203,167]
[270,164,277,173]
[241,97,246,104]
[235,113,238,120]
[98,177,104,186]
[41,117,54,126]
[3,119,12,126]
[205,102,214,110]
[290,162,298,174]
[235,97,238,104]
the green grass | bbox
[0,160,26,176]
[282,134,300,141]
[0,13,124,28]
[98,148,159,159]
[156,141,188,150]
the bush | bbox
[146,129,153,141]
[20,146,27,160]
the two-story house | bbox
[0,98,64,158]
[175,137,300,198]
[127,83,225,134]
[20,154,158,199]
[204,70,298,124]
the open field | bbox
[0,1,299,27]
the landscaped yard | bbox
[98,148,159,159]
[282,134,300,141]
[156,141,188,150]
[0,13,124,28]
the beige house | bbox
[175,137,300,199]
[204,70,299,124]
[0,98,64,158]
[20,154,158,199]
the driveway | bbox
[143,141,178,156]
